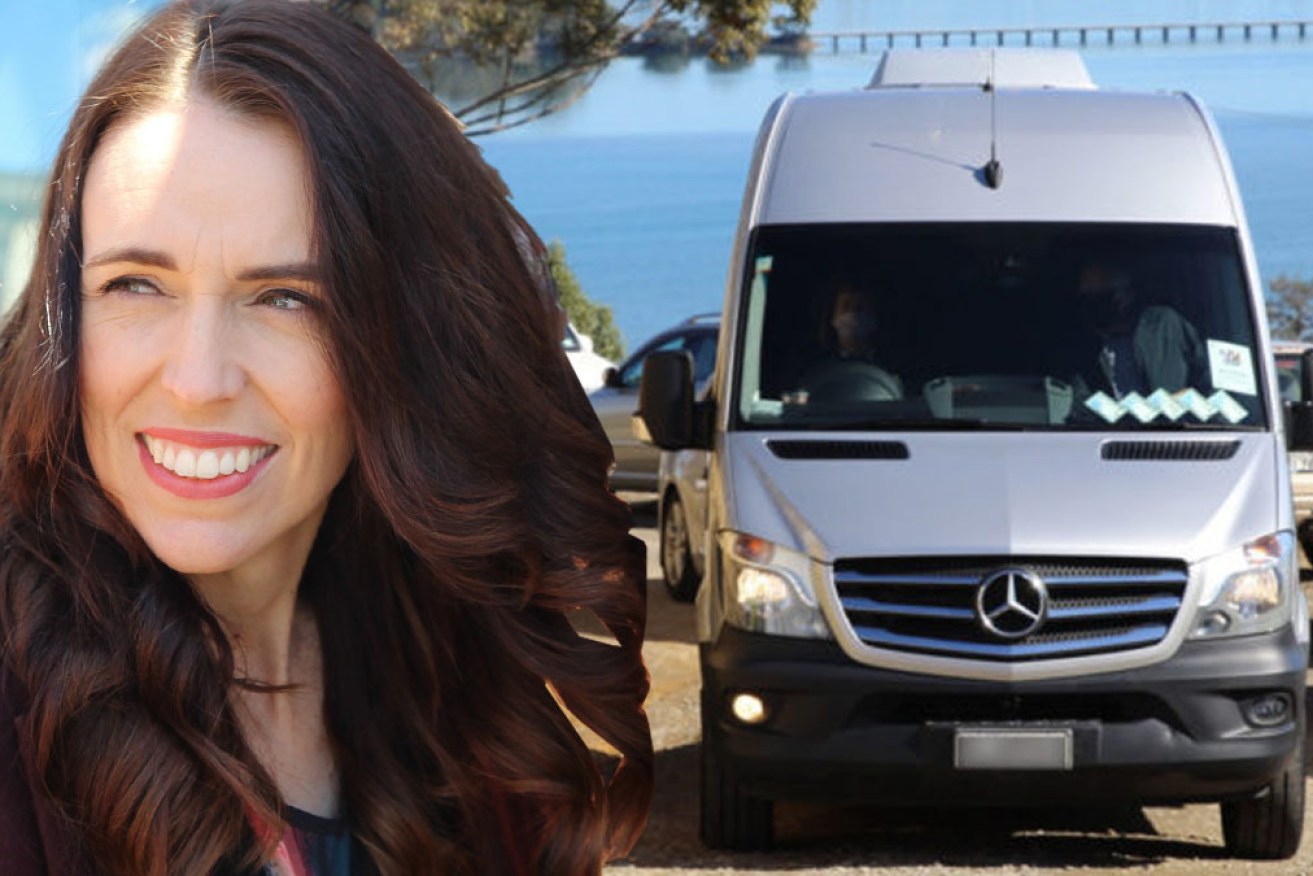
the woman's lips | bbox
[137,430,278,499]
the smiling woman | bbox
[78,100,353,585]
[0,1,650,875]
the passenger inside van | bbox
[1071,263,1208,399]
[793,281,903,402]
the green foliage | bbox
[548,240,626,362]
[668,0,818,63]
[1267,275,1313,341]
[317,0,815,134]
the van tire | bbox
[1220,726,1305,859]
[661,492,699,602]
[700,739,773,851]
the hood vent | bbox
[1101,440,1240,461]
[767,440,910,460]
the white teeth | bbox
[195,450,219,479]
[141,435,274,481]
[174,448,197,477]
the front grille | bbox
[834,556,1188,662]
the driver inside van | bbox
[792,281,903,403]
[1073,264,1207,400]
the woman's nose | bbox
[159,302,243,406]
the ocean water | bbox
[480,9,1313,353]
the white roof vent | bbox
[869,48,1095,90]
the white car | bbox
[563,322,614,392]
[657,446,710,601]
[589,314,719,491]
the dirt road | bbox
[603,498,1313,876]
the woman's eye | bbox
[257,288,315,311]
[99,277,160,297]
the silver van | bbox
[640,49,1311,859]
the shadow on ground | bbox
[608,744,1234,870]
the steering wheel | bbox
[806,359,901,402]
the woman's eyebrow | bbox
[82,246,177,271]
[81,248,319,283]
[236,263,321,283]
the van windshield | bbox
[733,223,1266,431]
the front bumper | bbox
[702,624,1306,806]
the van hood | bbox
[721,432,1282,565]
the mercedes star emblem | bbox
[975,568,1049,640]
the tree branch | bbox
[320,0,814,135]
[463,67,608,136]
[452,0,670,120]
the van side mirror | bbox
[1289,349,1313,451]
[639,350,698,450]
[603,367,623,389]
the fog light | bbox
[1243,693,1293,727]
[731,693,767,725]
[1194,610,1231,637]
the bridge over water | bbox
[809,19,1313,53]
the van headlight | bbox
[1190,532,1295,639]
[718,532,831,639]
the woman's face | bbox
[79,97,353,579]
[831,288,877,352]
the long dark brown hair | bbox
[0,1,651,872]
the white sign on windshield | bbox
[1207,339,1257,396]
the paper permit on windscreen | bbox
[1119,392,1157,423]
[1145,388,1186,421]
[1084,391,1126,422]
[1208,390,1249,424]
[1177,388,1218,421]
[1207,340,1257,396]
[1084,387,1245,424]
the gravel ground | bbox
[593,497,1313,876]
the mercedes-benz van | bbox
[639,49,1311,859]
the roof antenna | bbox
[982,49,1003,189]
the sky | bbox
[0,0,159,172]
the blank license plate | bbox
[954,729,1073,770]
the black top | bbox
[261,806,367,876]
